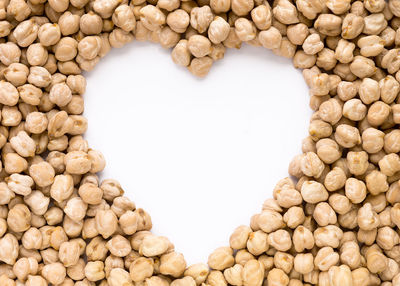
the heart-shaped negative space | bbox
[84,42,310,265]
[1,0,400,285]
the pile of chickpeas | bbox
[2,0,400,284]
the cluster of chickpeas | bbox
[2,0,400,284]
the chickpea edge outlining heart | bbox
[1,0,400,285]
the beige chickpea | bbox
[140,5,165,31]
[268,229,291,252]
[37,23,61,47]
[208,247,234,270]
[272,0,298,25]
[276,187,302,208]
[159,251,186,277]
[358,203,380,231]
[188,56,213,77]
[367,101,390,126]
[50,174,74,203]
[188,35,212,58]
[78,36,101,60]
[286,23,308,45]
[208,16,230,45]
[303,34,324,55]
[0,81,19,106]
[85,261,105,282]
[273,251,293,274]
[26,275,47,286]
[366,246,388,274]
[317,48,337,71]
[167,9,189,34]
[324,167,346,192]
[391,203,400,229]
[171,40,191,67]
[77,183,102,205]
[358,35,384,57]
[7,174,34,196]
[234,18,256,42]
[224,263,243,285]
[182,264,208,285]
[28,161,54,187]
[12,20,38,48]
[24,191,49,216]
[344,178,366,204]
[314,225,343,248]
[28,66,51,88]
[0,274,15,285]
[340,241,361,269]
[26,43,48,67]
[13,257,38,281]
[190,6,213,33]
[267,268,289,286]
[229,225,251,250]
[313,202,337,226]
[210,0,230,13]
[105,235,131,257]
[251,4,271,31]
[2,105,22,126]
[335,39,355,64]
[343,99,367,121]
[300,152,325,178]
[363,13,387,35]
[0,182,14,205]
[377,226,399,250]
[44,207,63,226]
[7,203,31,232]
[316,139,341,164]
[385,130,400,154]
[301,181,328,204]
[0,42,21,66]
[364,170,388,196]
[42,262,66,284]
[95,209,117,239]
[293,253,313,275]
[314,247,339,271]
[379,153,400,177]
[283,207,305,229]
[58,12,80,36]
[48,0,68,12]
[256,210,284,233]
[171,276,196,286]
[231,0,253,16]
[319,98,342,125]
[4,63,28,86]
[328,265,353,286]
[58,240,80,267]
[80,12,102,35]
[246,230,268,256]
[108,268,133,286]
[334,124,361,148]
[4,152,28,173]
[22,227,42,250]
[351,56,376,79]
[54,37,78,62]
[64,150,91,174]
[259,27,282,50]
[362,127,384,154]
[347,151,369,176]
[0,233,19,264]
[241,259,264,286]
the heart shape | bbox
[84,42,311,265]
[0,0,399,285]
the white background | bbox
[84,42,311,266]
